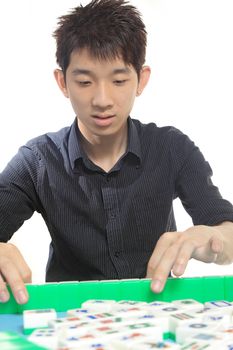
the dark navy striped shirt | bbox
[1,117,233,282]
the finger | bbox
[146,232,178,278]
[7,244,32,283]
[150,240,183,293]
[171,240,196,276]
[14,257,32,283]
[0,259,29,304]
[210,236,224,254]
[191,235,222,263]
[171,231,220,275]
[0,274,10,303]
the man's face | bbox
[56,49,146,140]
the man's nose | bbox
[92,83,113,109]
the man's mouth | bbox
[91,114,116,126]
[92,114,115,119]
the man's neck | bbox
[79,125,128,173]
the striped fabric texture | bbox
[1,117,233,282]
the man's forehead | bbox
[69,49,133,74]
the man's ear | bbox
[54,69,69,98]
[136,66,151,96]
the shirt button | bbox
[114,251,120,257]
[110,213,116,219]
[106,176,111,182]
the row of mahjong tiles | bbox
[2,298,233,349]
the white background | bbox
[0,0,233,282]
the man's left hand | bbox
[146,224,227,293]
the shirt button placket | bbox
[114,251,120,258]
[101,178,130,277]
[110,212,116,219]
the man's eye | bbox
[77,81,91,86]
[114,80,127,85]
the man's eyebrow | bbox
[112,67,131,74]
[71,68,92,76]
[71,67,131,76]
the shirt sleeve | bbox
[172,129,233,225]
[0,145,43,241]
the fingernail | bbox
[16,290,28,304]
[0,290,9,303]
[151,279,162,293]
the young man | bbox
[1,0,233,305]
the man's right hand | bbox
[0,242,31,304]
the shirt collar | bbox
[68,119,83,170]
[68,117,142,170]
[126,117,142,164]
